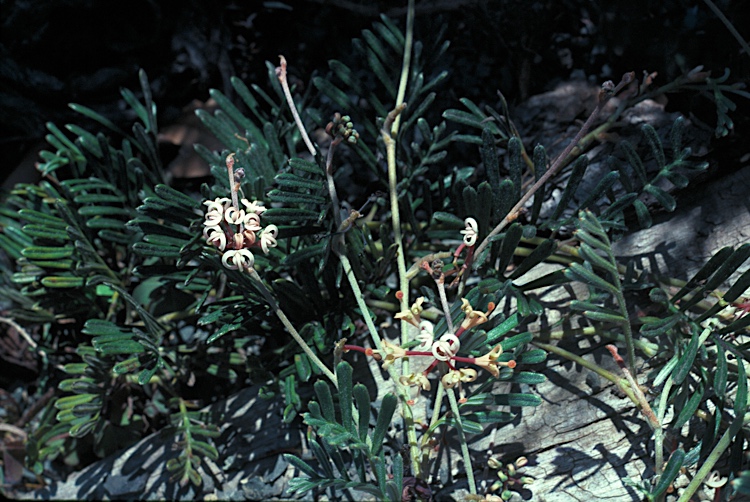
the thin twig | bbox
[703,0,750,57]
[473,72,635,262]
[276,55,317,157]
[446,385,477,494]
[249,269,338,387]
[0,316,38,349]
[605,344,661,430]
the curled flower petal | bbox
[441,370,462,389]
[431,333,460,361]
[204,209,223,226]
[416,320,434,351]
[242,229,257,246]
[203,225,227,251]
[222,249,255,272]
[224,207,245,225]
[460,217,478,246]
[244,212,261,232]
[459,298,493,332]
[241,198,267,215]
[203,197,230,213]
[260,224,278,254]
[458,368,477,382]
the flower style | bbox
[394,296,425,328]
[473,345,516,378]
[460,217,479,246]
[222,249,255,272]
[204,197,231,214]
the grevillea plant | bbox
[2,1,750,501]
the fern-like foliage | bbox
[284,362,404,500]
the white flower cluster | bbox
[202,197,279,272]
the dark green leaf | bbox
[207,322,241,344]
[336,362,354,433]
[651,449,685,497]
[22,246,74,260]
[40,276,84,288]
[371,393,397,455]
[493,393,542,407]
[672,382,704,429]
[498,330,532,350]
[671,326,701,386]
[353,384,370,442]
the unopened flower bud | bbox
[488,456,502,469]
[514,456,527,467]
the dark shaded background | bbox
[2,0,749,189]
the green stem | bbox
[446,385,476,494]
[676,414,750,502]
[249,269,338,387]
[654,376,674,476]
[612,282,637,376]
[391,0,415,135]
[339,250,422,478]
[382,104,410,353]
[276,56,317,157]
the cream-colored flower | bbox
[260,225,279,254]
[374,339,406,370]
[431,333,460,361]
[203,197,230,213]
[473,345,515,377]
[243,212,262,232]
[241,198,267,215]
[399,372,431,392]
[460,217,479,246]
[441,368,476,389]
[204,209,223,226]
[459,298,494,332]
[224,206,245,225]
[222,249,255,272]
[203,225,227,251]
[395,297,425,328]
[441,370,462,389]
